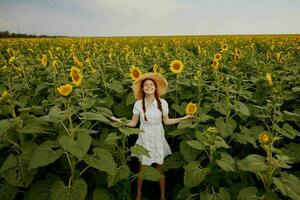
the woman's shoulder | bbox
[134,99,143,105]
[159,98,168,104]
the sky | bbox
[0,0,299,36]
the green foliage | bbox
[50,179,87,200]
[0,36,299,199]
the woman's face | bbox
[143,79,156,95]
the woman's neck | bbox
[145,94,155,104]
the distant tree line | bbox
[0,30,65,38]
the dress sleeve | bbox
[161,99,169,116]
[133,101,141,116]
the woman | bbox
[111,72,193,200]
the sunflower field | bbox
[0,35,300,200]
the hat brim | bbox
[132,73,168,100]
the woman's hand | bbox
[110,116,121,123]
[183,114,194,120]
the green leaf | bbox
[50,179,87,200]
[59,132,92,160]
[130,144,150,158]
[237,186,260,200]
[41,107,67,122]
[283,123,300,137]
[93,188,114,200]
[107,165,130,187]
[214,98,231,117]
[213,136,230,149]
[275,124,298,139]
[177,119,195,129]
[167,129,189,137]
[163,151,185,171]
[198,113,214,122]
[0,142,37,187]
[176,187,192,200]
[0,183,17,200]
[119,127,142,136]
[186,140,205,150]
[83,148,116,175]
[234,101,250,116]
[217,187,231,200]
[280,142,300,163]
[262,192,279,200]
[80,112,111,124]
[237,154,268,173]
[105,80,124,94]
[183,161,209,188]
[0,119,19,137]
[95,107,113,117]
[104,132,120,146]
[125,92,135,106]
[200,191,218,200]
[216,152,237,172]
[139,166,161,181]
[171,103,185,116]
[180,141,201,162]
[283,110,300,122]
[273,172,300,200]
[27,174,60,200]
[29,141,63,169]
[215,117,237,137]
[292,86,300,93]
[234,126,264,147]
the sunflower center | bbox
[173,63,180,70]
[133,70,140,78]
[188,106,195,113]
[72,72,80,81]
[62,87,70,93]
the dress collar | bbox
[144,97,157,107]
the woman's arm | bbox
[110,115,139,127]
[163,114,193,125]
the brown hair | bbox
[141,78,163,121]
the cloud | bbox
[0,0,299,36]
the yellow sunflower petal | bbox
[170,60,184,74]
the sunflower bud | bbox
[259,131,271,145]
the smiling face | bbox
[142,79,156,96]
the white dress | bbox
[132,98,172,165]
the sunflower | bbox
[70,66,82,86]
[143,47,150,55]
[265,73,273,87]
[108,53,113,62]
[130,66,142,81]
[185,102,198,115]
[234,54,241,61]
[57,84,73,97]
[259,131,271,145]
[40,54,47,67]
[153,64,158,73]
[170,60,184,74]
[194,70,202,81]
[219,75,225,82]
[207,127,217,135]
[221,43,228,51]
[159,67,165,74]
[0,90,9,98]
[211,60,219,70]
[214,53,222,61]
[72,54,83,67]
[276,52,283,62]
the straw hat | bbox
[132,73,168,100]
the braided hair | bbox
[141,78,163,121]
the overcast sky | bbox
[0,0,299,36]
